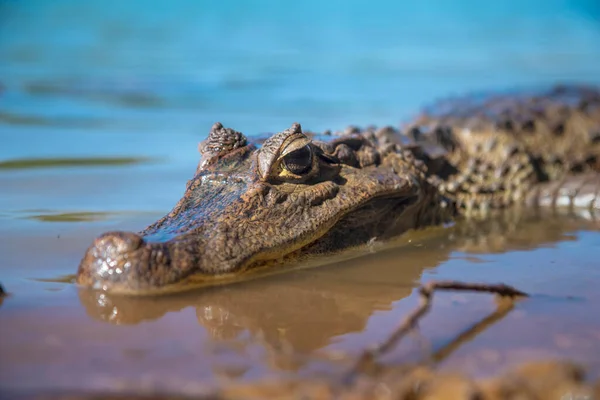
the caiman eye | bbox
[282,145,313,175]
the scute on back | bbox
[402,85,600,212]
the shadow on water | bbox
[77,210,598,363]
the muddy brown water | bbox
[1,202,600,396]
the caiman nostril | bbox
[91,231,144,259]
[77,231,146,290]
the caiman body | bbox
[77,85,600,294]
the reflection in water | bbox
[78,210,598,368]
[79,259,423,350]
[444,208,594,254]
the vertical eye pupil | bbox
[282,145,313,175]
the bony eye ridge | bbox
[282,145,313,175]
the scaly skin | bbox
[76,85,600,294]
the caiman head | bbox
[77,122,431,294]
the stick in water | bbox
[344,280,529,383]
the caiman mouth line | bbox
[92,191,419,296]
[77,85,600,295]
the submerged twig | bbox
[429,295,515,364]
[343,280,528,384]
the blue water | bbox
[2,0,600,163]
[1,1,600,395]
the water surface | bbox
[2,210,600,395]
[1,0,600,396]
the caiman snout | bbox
[77,231,147,291]
[77,230,201,294]
[94,231,144,256]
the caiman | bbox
[77,85,600,294]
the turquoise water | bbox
[1,0,600,395]
[2,0,600,165]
